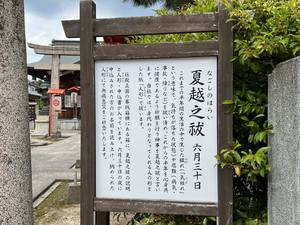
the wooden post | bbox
[49,94,53,136]
[80,0,110,224]
[50,54,60,135]
[217,2,233,225]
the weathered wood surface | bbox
[27,43,80,56]
[62,13,218,38]
[79,1,104,225]
[61,0,233,223]
[94,199,218,216]
[94,41,218,60]
[217,2,233,225]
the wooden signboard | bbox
[63,1,233,225]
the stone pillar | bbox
[51,54,60,89]
[35,101,39,118]
[50,54,60,135]
[268,56,300,225]
[0,1,33,225]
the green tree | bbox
[126,0,300,224]
[123,0,194,10]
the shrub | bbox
[128,0,300,224]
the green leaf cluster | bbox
[219,89,272,182]
[131,214,216,225]
[124,0,300,224]
[217,142,271,181]
[127,1,217,44]
[123,0,195,10]
[225,0,300,67]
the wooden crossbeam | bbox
[94,199,218,216]
[94,41,218,60]
[62,13,218,38]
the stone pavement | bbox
[31,133,80,199]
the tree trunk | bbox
[0,1,33,224]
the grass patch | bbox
[34,182,69,224]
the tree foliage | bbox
[125,0,300,224]
[123,0,194,10]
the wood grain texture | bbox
[62,13,218,38]
[68,0,233,222]
[94,199,218,216]
[94,41,218,60]
[79,1,109,225]
[217,2,233,225]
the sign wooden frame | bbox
[63,1,233,225]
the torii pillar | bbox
[28,43,80,136]
[50,54,60,135]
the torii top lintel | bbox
[27,43,80,56]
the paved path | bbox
[31,133,80,199]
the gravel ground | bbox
[35,205,133,225]
[34,204,80,225]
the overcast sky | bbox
[24,0,162,63]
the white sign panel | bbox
[71,92,78,104]
[52,95,62,111]
[65,95,72,108]
[95,57,218,203]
